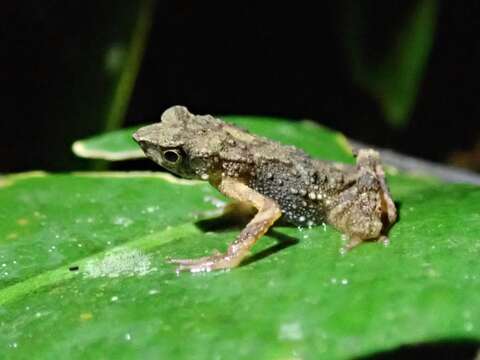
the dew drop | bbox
[383,237,390,247]
[113,216,133,228]
[278,322,303,341]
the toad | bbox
[133,106,397,272]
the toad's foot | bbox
[169,177,282,273]
[340,235,390,255]
[167,250,237,273]
[341,236,362,254]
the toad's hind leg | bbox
[168,177,282,272]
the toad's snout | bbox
[132,124,159,145]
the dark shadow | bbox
[380,201,402,238]
[394,201,402,222]
[195,213,248,233]
[357,339,479,360]
[195,212,300,265]
[240,230,299,267]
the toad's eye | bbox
[162,149,182,164]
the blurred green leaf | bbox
[342,0,437,128]
[2,117,480,359]
[72,125,144,161]
[26,0,155,171]
[102,0,155,133]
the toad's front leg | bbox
[168,177,282,273]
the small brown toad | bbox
[133,106,397,272]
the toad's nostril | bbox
[132,131,141,142]
[132,131,150,147]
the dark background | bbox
[2,1,480,173]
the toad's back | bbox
[244,139,351,226]
[214,125,352,226]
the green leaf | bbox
[72,115,354,163]
[72,125,145,161]
[2,118,480,359]
[341,0,437,128]
[102,0,155,134]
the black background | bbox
[2,1,480,172]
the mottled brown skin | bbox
[133,106,397,272]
